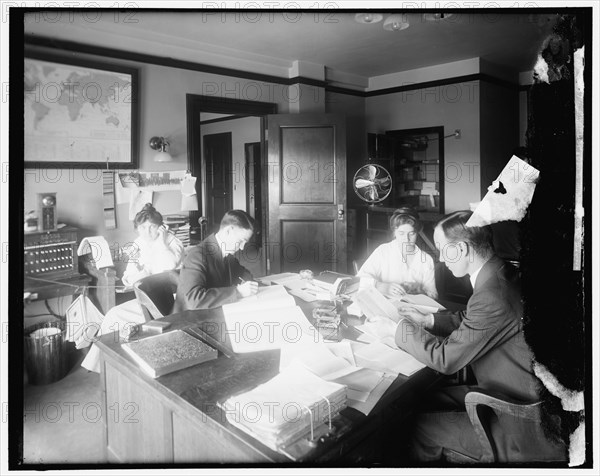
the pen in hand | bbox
[237,276,258,297]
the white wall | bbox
[366,81,481,212]
[24,46,290,249]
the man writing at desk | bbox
[367,211,564,462]
[174,210,258,311]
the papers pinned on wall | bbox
[180,173,198,211]
[118,170,188,192]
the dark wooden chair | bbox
[133,270,180,321]
[458,389,568,463]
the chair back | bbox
[464,389,568,463]
[133,270,180,320]
[352,258,365,275]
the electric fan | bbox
[352,164,392,204]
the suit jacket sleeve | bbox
[228,256,253,283]
[178,251,239,310]
[395,289,518,375]
[430,309,464,337]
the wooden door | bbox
[204,132,233,232]
[266,113,347,274]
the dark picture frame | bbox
[24,50,139,169]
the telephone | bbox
[312,271,360,299]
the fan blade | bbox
[366,165,377,181]
[355,178,375,188]
[365,186,379,202]
[365,187,375,201]
[373,176,391,186]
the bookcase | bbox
[367,127,444,214]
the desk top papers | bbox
[221,365,346,451]
[223,285,322,353]
[353,341,426,377]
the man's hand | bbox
[237,280,258,298]
[397,306,434,329]
[375,281,406,298]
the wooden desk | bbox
[24,274,91,301]
[96,307,442,464]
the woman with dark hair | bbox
[121,203,185,286]
[81,203,184,373]
[357,207,437,298]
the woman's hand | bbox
[156,225,169,244]
[375,281,406,298]
[400,282,423,295]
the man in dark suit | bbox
[367,211,565,462]
[174,210,258,311]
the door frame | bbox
[186,94,277,256]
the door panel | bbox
[267,113,346,274]
[280,220,337,273]
[280,127,335,203]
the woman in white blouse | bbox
[81,203,184,372]
[357,207,437,299]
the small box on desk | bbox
[141,320,172,334]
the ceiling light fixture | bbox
[423,13,454,21]
[383,14,410,31]
[354,13,383,24]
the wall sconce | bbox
[149,136,173,162]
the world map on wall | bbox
[24,58,133,164]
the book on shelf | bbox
[220,364,347,452]
[121,329,217,378]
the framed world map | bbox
[24,52,139,168]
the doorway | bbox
[203,132,233,232]
[186,95,277,275]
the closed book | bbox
[122,329,217,378]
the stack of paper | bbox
[353,341,426,377]
[223,286,322,353]
[280,341,385,406]
[221,365,347,451]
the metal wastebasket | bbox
[24,321,67,385]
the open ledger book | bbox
[222,285,322,353]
